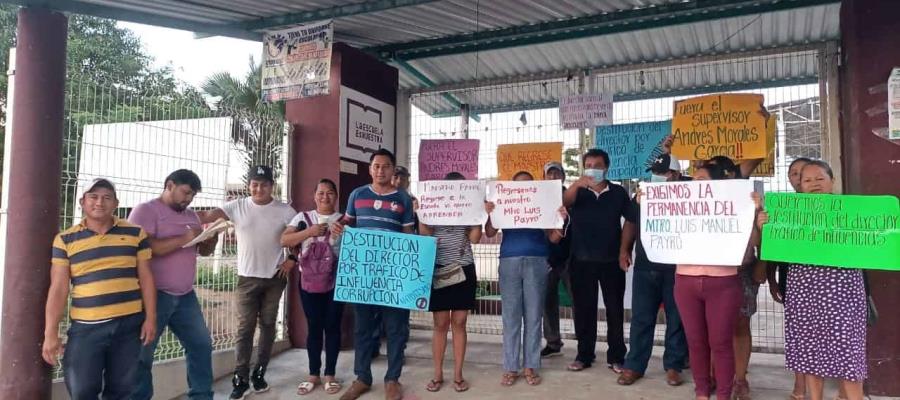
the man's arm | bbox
[197,234,217,257]
[148,228,200,257]
[196,208,229,224]
[136,258,157,345]
[563,181,582,207]
[739,158,764,179]
[42,265,70,366]
[402,225,415,234]
[619,221,636,270]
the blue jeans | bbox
[131,290,213,400]
[624,269,688,374]
[499,256,548,372]
[352,304,409,385]
[64,312,144,400]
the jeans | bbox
[623,269,687,374]
[132,291,213,400]
[675,274,742,399]
[543,264,571,350]
[64,313,144,400]
[570,260,627,365]
[300,288,344,376]
[499,256,548,371]
[352,304,409,385]
[234,275,287,378]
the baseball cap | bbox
[647,154,681,174]
[248,165,274,183]
[543,161,565,176]
[395,166,410,177]
[83,178,117,198]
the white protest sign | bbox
[559,93,613,130]
[640,180,757,266]
[487,180,563,229]
[416,180,486,226]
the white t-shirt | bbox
[223,197,296,278]
[288,210,341,254]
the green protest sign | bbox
[761,193,900,271]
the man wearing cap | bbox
[130,169,218,400]
[617,152,689,386]
[198,165,297,399]
[44,178,157,399]
[540,161,573,358]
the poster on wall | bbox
[339,86,396,163]
[639,180,759,266]
[671,93,768,160]
[559,93,613,130]
[261,20,333,102]
[595,120,671,180]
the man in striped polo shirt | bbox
[331,149,415,400]
[43,178,157,399]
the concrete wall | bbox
[51,340,291,400]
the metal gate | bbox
[404,44,840,354]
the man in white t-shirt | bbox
[199,165,296,400]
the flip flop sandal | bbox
[524,372,542,386]
[453,379,470,392]
[500,372,519,387]
[425,379,443,392]
[324,381,342,395]
[297,381,318,395]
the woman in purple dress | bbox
[758,160,867,400]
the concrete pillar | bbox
[839,0,900,396]
[0,7,67,399]
[284,43,398,350]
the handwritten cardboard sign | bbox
[416,180,486,226]
[671,93,768,161]
[418,139,480,181]
[687,114,777,177]
[496,142,563,181]
[335,227,437,310]
[761,193,900,271]
[640,180,758,266]
[595,120,671,180]
[487,180,563,229]
[559,93,614,130]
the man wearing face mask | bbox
[562,148,631,373]
[616,153,689,387]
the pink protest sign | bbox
[418,139,479,181]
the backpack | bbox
[298,212,337,293]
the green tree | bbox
[202,57,286,183]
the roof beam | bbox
[2,0,261,41]
[368,0,839,60]
[239,0,442,31]
[394,59,479,122]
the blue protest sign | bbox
[334,227,437,310]
[595,120,672,180]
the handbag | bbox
[863,271,878,326]
[432,264,466,289]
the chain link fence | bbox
[51,68,290,378]
[407,49,831,354]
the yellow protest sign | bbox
[671,93,768,160]
[496,142,563,180]
[686,114,777,177]
[749,114,777,177]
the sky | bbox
[119,22,262,88]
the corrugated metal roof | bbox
[14,0,840,103]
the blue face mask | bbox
[650,173,669,183]
[584,168,607,183]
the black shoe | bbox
[251,365,269,393]
[230,374,250,400]
[540,346,563,357]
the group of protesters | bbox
[45,133,869,400]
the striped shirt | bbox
[344,185,414,233]
[433,226,474,266]
[51,218,151,322]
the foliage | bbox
[196,265,239,291]
[201,57,286,183]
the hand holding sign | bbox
[416,180,487,226]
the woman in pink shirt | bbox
[672,164,760,400]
